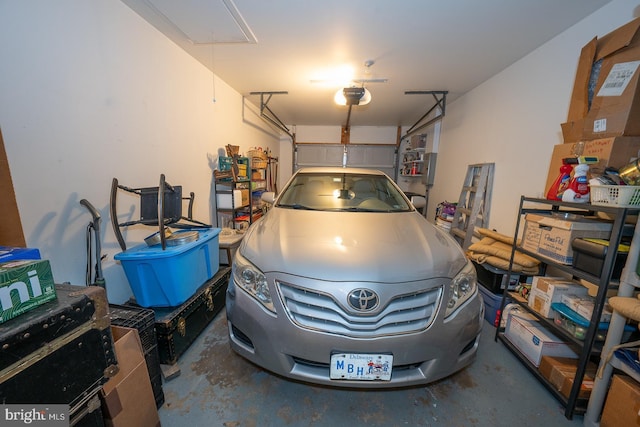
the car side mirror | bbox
[261,192,276,204]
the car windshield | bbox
[276,172,413,212]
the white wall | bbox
[429,0,640,236]
[0,1,279,303]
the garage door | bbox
[294,144,397,178]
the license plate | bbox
[330,353,393,381]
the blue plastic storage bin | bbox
[0,246,41,262]
[114,228,221,307]
[478,284,512,326]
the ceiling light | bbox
[334,87,371,106]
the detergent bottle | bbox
[562,163,590,203]
[546,161,573,201]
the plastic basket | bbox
[218,156,233,171]
[109,304,156,351]
[218,156,248,176]
[108,304,165,408]
[590,185,640,207]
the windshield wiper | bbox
[338,207,388,212]
[277,203,319,210]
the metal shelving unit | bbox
[214,156,270,230]
[495,196,640,420]
[214,156,253,230]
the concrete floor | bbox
[157,314,584,427]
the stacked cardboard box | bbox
[545,18,640,196]
[504,310,577,367]
[539,356,598,400]
[521,213,612,265]
[561,293,613,322]
[545,137,640,195]
[563,18,640,142]
[527,276,588,318]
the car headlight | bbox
[445,260,477,318]
[233,251,275,313]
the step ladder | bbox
[450,163,495,250]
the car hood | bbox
[240,208,468,282]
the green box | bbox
[0,259,57,323]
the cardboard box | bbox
[101,326,160,427]
[0,259,56,323]
[561,119,587,145]
[521,213,613,264]
[528,276,588,318]
[504,311,577,367]
[562,18,640,142]
[0,129,27,249]
[601,374,640,427]
[560,293,613,323]
[544,137,640,196]
[539,356,597,399]
[252,169,266,181]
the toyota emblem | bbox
[347,289,379,311]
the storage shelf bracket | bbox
[403,90,448,139]
[249,91,295,141]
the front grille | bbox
[278,282,441,337]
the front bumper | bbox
[226,273,484,388]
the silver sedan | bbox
[226,167,483,387]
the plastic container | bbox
[571,238,629,280]
[551,302,634,341]
[218,156,249,177]
[473,261,525,294]
[546,162,573,201]
[562,163,590,203]
[478,284,512,326]
[108,304,164,408]
[0,246,41,262]
[590,185,640,207]
[114,228,220,307]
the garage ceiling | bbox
[122,0,612,128]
